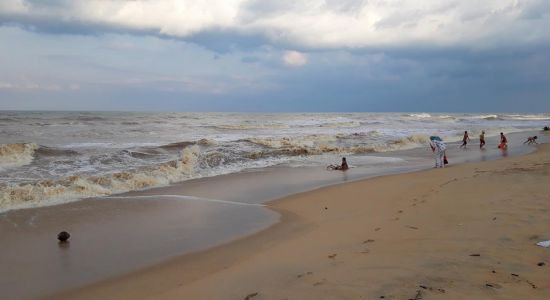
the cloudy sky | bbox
[1,0,549,112]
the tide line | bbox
[99,194,266,207]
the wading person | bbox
[498,132,508,149]
[460,131,470,148]
[479,131,486,149]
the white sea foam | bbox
[503,114,550,121]
[0,143,38,170]
[0,145,202,212]
[408,113,432,118]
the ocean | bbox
[1,111,549,212]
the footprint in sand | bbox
[509,274,538,289]
[363,239,375,244]
[313,279,326,286]
[525,280,538,289]
[297,271,314,278]
[410,289,423,300]
[485,283,502,289]
[328,253,337,259]
[243,292,258,300]
[375,227,381,231]
[418,285,446,294]
[406,225,419,230]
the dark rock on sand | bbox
[57,231,70,242]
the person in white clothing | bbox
[429,137,447,168]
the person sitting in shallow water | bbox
[327,157,349,171]
[524,136,538,145]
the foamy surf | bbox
[1,111,548,212]
[0,143,38,170]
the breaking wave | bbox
[213,124,290,130]
[35,146,79,157]
[0,146,202,212]
[502,114,550,121]
[241,133,429,157]
[0,143,38,169]
[407,113,432,118]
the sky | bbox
[0,0,549,112]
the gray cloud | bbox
[1,1,550,112]
[1,0,550,51]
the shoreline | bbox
[51,134,550,300]
[0,128,541,215]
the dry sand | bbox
[54,142,550,300]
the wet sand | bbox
[52,133,550,299]
[0,198,278,300]
[1,131,546,299]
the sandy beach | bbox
[52,136,550,300]
[3,2,550,298]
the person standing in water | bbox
[460,131,470,148]
[479,131,486,149]
[498,132,508,149]
[430,137,447,168]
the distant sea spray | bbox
[1,112,549,212]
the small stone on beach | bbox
[57,231,70,242]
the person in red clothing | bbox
[498,132,508,149]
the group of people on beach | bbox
[431,130,541,169]
[430,131,509,169]
[329,128,544,171]
[459,131,513,150]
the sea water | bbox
[1,111,549,212]
[2,111,549,212]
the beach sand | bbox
[53,140,550,299]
